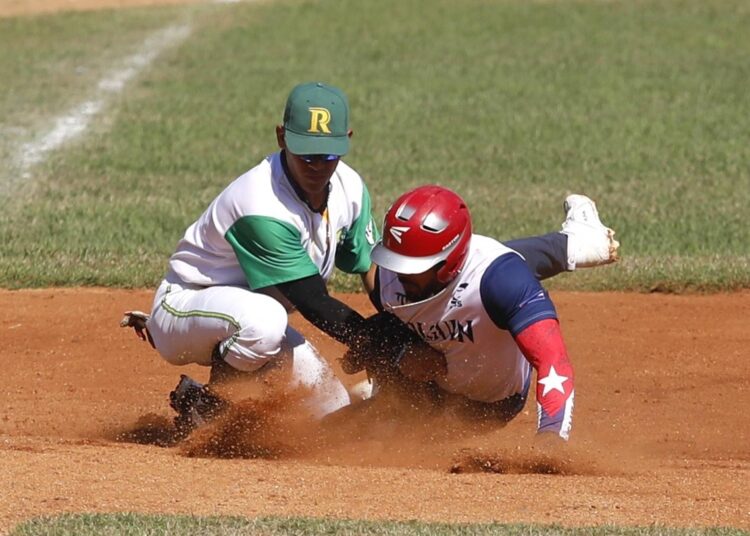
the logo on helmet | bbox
[441,234,459,252]
[389,226,410,244]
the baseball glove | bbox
[340,311,445,384]
[340,311,414,375]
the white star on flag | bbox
[538,365,569,397]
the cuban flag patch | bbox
[536,362,574,440]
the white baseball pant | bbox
[146,275,350,418]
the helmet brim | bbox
[371,241,452,275]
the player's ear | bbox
[276,125,286,149]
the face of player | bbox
[284,151,340,202]
[397,265,445,302]
[276,126,351,209]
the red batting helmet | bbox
[371,185,472,284]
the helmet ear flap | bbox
[434,216,472,284]
[434,261,452,284]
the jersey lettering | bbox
[379,237,539,404]
[410,319,475,343]
[308,107,332,134]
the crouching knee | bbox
[220,297,289,373]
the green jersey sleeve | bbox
[226,215,319,290]
[335,184,381,274]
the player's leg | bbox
[207,327,350,420]
[505,233,568,281]
[207,327,350,421]
[506,194,619,280]
[147,280,349,431]
[146,280,286,371]
[282,327,351,419]
[146,280,290,435]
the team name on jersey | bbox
[408,319,475,343]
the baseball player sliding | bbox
[121,81,618,438]
[342,185,617,441]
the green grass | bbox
[0,5,187,173]
[9,514,750,536]
[0,0,748,291]
[0,7,181,125]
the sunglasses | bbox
[298,154,340,164]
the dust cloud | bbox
[115,381,628,476]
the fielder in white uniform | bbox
[132,82,383,429]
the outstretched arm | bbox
[274,274,367,347]
[275,275,420,372]
[480,252,574,439]
[514,318,575,440]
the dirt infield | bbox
[1,288,748,531]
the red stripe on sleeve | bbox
[514,318,574,418]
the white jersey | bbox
[379,235,533,403]
[167,151,377,289]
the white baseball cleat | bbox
[560,194,619,270]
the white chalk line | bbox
[7,0,252,186]
[16,23,193,177]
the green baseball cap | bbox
[283,82,350,156]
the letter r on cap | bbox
[308,107,332,134]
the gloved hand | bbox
[340,311,419,376]
[340,311,445,383]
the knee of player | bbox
[234,296,289,355]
